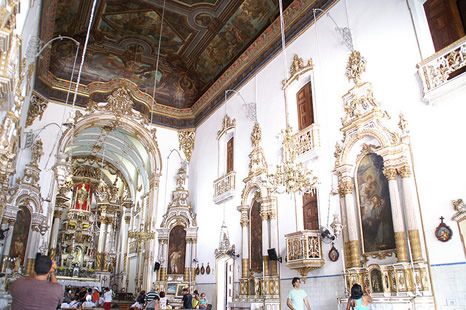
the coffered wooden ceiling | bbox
[36,0,335,128]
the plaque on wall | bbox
[201,263,205,274]
[435,216,452,242]
[206,262,211,274]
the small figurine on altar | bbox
[13,258,21,274]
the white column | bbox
[341,180,361,268]
[105,221,114,253]
[48,210,63,260]
[399,165,423,261]
[261,214,269,256]
[97,214,108,270]
[184,240,192,281]
[119,215,130,274]
[384,167,408,262]
[294,193,304,231]
[339,193,350,269]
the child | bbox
[199,293,207,309]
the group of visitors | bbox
[61,287,113,309]
[181,289,208,309]
[9,255,372,310]
[286,277,373,310]
[131,287,208,310]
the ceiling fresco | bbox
[36,0,334,128]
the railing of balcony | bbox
[417,36,466,94]
[213,171,236,203]
[285,230,324,265]
[294,124,320,156]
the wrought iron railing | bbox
[417,36,466,93]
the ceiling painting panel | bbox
[53,1,81,36]
[196,0,276,83]
[102,11,184,55]
[174,0,218,6]
[36,0,333,128]
[49,41,162,93]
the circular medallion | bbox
[328,243,339,262]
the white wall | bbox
[188,0,466,308]
[12,0,466,307]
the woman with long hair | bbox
[346,284,372,310]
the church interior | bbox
[0,0,465,309]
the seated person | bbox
[82,294,96,308]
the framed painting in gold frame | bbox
[355,153,396,254]
[175,283,187,298]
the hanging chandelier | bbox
[268,127,318,194]
[267,0,318,195]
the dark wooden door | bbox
[296,83,314,130]
[424,0,465,51]
[303,192,319,230]
[227,137,234,173]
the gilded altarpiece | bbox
[335,51,433,309]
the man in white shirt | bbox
[287,277,311,310]
[103,287,113,310]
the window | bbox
[303,192,319,230]
[227,137,234,173]
[296,82,314,130]
[424,0,466,51]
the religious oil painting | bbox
[167,283,177,295]
[168,225,186,274]
[250,200,263,273]
[357,153,396,253]
[9,206,31,266]
[196,0,276,82]
[72,183,93,211]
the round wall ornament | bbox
[328,243,339,262]
[435,216,452,242]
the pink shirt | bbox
[10,277,63,310]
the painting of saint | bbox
[357,153,395,253]
[72,183,93,211]
[168,225,186,274]
[250,200,262,273]
[9,206,31,266]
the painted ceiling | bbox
[36,0,335,128]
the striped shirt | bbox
[145,291,159,302]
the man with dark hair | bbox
[10,255,63,310]
[287,277,311,310]
[145,287,159,310]
[182,288,193,309]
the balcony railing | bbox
[213,171,236,204]
[285,230,325,275]
[294,124,320,157]
[417,36,466,95]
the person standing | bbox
[103,287,113,310]
[286,277,311,310]
[181,288,193,309]
[346,284,372,310]
[10,255,64,310]
[145,288,159,309]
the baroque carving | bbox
[217,114,236,138]
[31,139,43,167]
[26,93,48,127]
[178,129,195,162]
[346,50,367,85]
[282,54,313,89]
